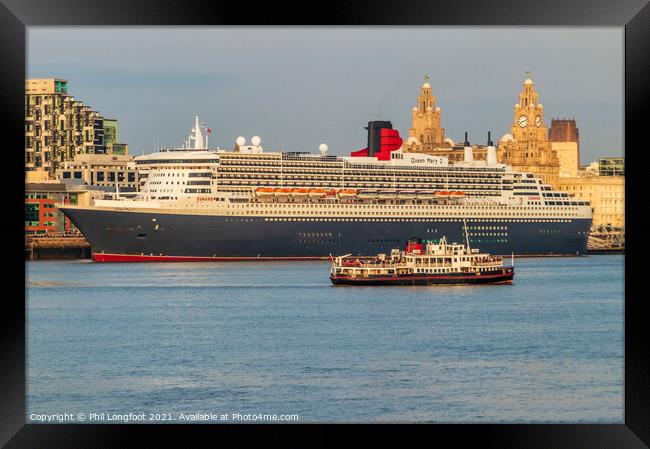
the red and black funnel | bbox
[351,121,403,160]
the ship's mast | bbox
[463,218,471,254]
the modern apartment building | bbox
[25,78,127,179]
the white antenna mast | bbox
[463,217,471,254]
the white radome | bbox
[406,136,419,144]
[525,78,534,85]
[538,104,543,109]
[515,104,520,108]
[251,136,261,146]
[412,106,418,111]
[435,107,441,113]
[500,133,514,142]
[236,136,246,146]
[319,143,328,155]
[423,82,431,89]
[444,137,454,145]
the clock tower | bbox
[500,74,560,188]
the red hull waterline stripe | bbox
[92,253,329,262]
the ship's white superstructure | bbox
[103,117,590,223]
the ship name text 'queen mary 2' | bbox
[60,115,592,261]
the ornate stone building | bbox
[402,76,451,153]
[558,174,624,228]
[498,76,560,188]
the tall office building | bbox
[548,118,580,177]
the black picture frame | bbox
[2,0,648,446]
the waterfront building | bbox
[549,118,580,178]
[557,165,624,228]
[403,76,450,153]
[548,118,580,144]
[103,118,118,147]
[103,117,129,155]
[498,76,560,189]
[25,181,90,234]
[59,154,139,193]
[25,78,124,180]
[403,77,491,162]
[403,75,562,187]
[582,161,600,176]
[598,157,624,177]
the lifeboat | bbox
[357,190,378,199]
[255,187,275,197]
[325,189,338,197]
[397,190,417,198]
[448,191,466,198]
[377,189,398,200]
[435,190,450,199]
[308,188,327,198]
[416,190,436,200]
[274,188,293,197]
[338,189,359,198]
[291,188,310,198]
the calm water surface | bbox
[26,255,624,423]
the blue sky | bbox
[28,27,623,163]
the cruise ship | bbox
[59,116,592,261]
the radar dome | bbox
[444,137,454,145]
[524,78,534,85]
[538,103,543,109]
[406,136,419,144]
[319,143,328,155]
[435,107,441,113]
[236,136,246,146]
[251,136,261,146]
[500,133,514,142]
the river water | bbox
[26,255,624,423]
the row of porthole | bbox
[470,239,509,243]
[263,217,573,223]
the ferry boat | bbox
[329,231,515,286]
[59,116,592,262]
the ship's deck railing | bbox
[334,261,454,269]
[334,256,502,270]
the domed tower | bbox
[499,73,560,188]
[406,76,447,153]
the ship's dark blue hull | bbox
[60,207,592,260]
